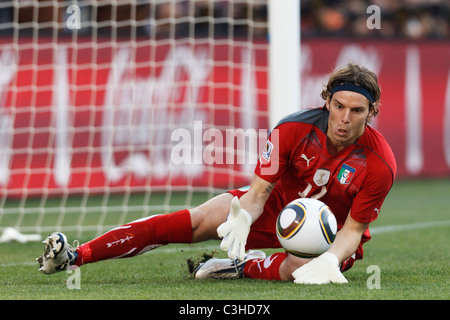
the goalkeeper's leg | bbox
[73,193,233,267]
[37,193,233,273]
[74,209,191,266]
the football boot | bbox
[194,250,266,279]
[36,232,78,274]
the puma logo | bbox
[300,154,315,167]
[263,255,278,269]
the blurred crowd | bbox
[0,0,448,40]
[301,0,449,40]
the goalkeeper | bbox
[37,63,396,284]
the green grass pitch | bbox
[0,179,449,301]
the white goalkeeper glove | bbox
[217,196,252,261]
[292,252,348,284]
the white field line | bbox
[1,220,449,268]
[369,219,450,234]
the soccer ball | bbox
[276,198,337,258]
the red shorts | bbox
[228,187,363,272]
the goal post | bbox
[268,0,301,128]
[0,0,300,239]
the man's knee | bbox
[279,253,311,281]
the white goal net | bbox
[0,0,275,239]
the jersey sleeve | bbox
[254,122,297,183]
[350,160,395,224]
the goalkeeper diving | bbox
[37,63,396,284]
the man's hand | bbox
[292,252,348,284]
[217,196,252,261]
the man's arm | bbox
[291,211,368,284]
[217,174,275,260]
[239,174,276,223]
[328,212,369,264]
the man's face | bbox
[325,90,371,152]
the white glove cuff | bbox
[320,252,340,267]
[322,252,339,267]
[239,208,253,225]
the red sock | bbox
[74,209,192,266]
[243,252,287,281]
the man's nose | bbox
[341,109,351,123]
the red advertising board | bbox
[0,37,448,196]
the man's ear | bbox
[325,97,331,111]
[366,101,380,124]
